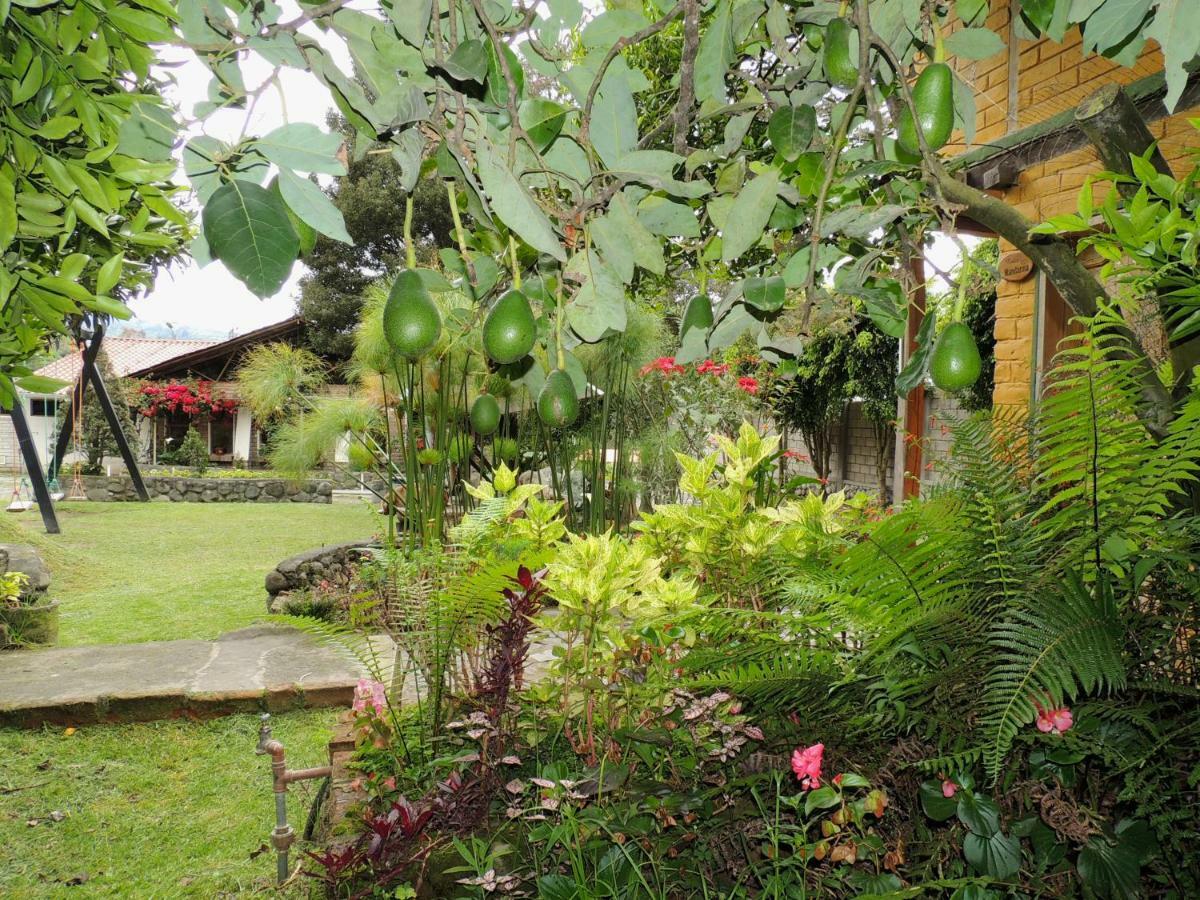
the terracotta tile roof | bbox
[33,337,220,390]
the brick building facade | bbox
[947,0,1197,409]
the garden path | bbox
[0,624,395,728]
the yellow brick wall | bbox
[942,0,1195,411]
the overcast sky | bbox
[125,15,970,338]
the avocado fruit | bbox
[930,322,982,392]
[537,369,579,427]
[482,289,536,364]
[470,394,501,436]
[896,62,954,155]
[384,269,442,360]
[823,18,858,88]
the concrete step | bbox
[0,625,395,728]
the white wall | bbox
[233,408,252,463]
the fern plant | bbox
[811,312,1200,783]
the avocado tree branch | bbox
[864,31,1174,433]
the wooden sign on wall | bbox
[999,251,1034,282]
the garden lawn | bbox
[0,710,335,897]
[2,500,378,646]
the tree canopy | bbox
[2,0,1197,415]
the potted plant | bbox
[0,570,59,649]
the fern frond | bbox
[980,571,1126,780]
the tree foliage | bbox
[5,0,1195,436]
[298,117,455,360]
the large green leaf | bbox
[695,0,732,103]
[116,101,177,162]
[566,250,625,341]
[201,180,299,298]
[1144,0,1200,111]
[590,68,638,169]
[476,139,565,261]
[253,123,347,175]
[767,105,816,161]
[1077,821,1155,900]
[275,168,352,244]
[722,170,779,263]
[1080,0,1151,54]
[519,98,567,151]
[944,27,1005,59]
[443,39,488,82]
[964,830,1021,879]
[637,195,700,238]
[743,275,785,312]
[896,307,936,394]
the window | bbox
[209,417,234,457]
[1035,278,1085,399]
[28,398,58,417]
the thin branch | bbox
[673,0,700,156]
[579,3,684,160]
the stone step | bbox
[331,489,376,505]
[0,625,395,729]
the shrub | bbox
[177,427,209,475]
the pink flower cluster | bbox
[1035,702,1073,734]
[352,678,388,717]
[737,376,760,395]
[791,742,824,790]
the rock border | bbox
[265,539,379,612]
[81,474,334,504]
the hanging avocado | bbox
[537,369,579,428]
[930,322,982,392]
[823,18,858,88]
[896,62,954,156]
[482,289,536,364]
[470,394,501,436]
[680,294,713,336]
[384,269,442,360]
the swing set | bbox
[3,321,149,533]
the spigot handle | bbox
[255,713,273,755]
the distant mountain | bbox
[106,321,227,341]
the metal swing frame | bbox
[3,322,150,534]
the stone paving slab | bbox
[0,625,395,729]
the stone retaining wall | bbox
[264,539,378,612]
[81,474,333,504]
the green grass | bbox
[1,501,379,646]
[0,711,336,897]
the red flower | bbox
[695,359,730,377]
[736,376,759,395]
[832,773,843,787]
[640,356,686,377]
[790,742,824,790]
[781,449,809,462]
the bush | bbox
[177,427,209,475]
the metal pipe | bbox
[255,714,333,884]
